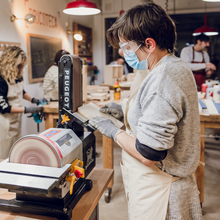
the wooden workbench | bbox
[0,167,113,220]
[196,113,220,204]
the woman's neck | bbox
[148,49,168,71]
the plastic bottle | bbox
[113,81,121,100]
[206,87,213,100]
[201,83,208,98]
[213,84,220,102]
[206,80,212,88]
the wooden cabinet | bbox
[73,22,93,64]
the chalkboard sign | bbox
[27,33,62,83]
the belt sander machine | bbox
[0,55,96,219]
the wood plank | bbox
[195,121,205,203]
[103,136,114,188]
[78,102,124,128]
[72,168,113,220]
[200,113,220,122]
[43,102,58,114]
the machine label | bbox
[85,146,94,170]
[64,68,71,109]
[56,133,72,147]
[39,133,63,158]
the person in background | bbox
[109,55,129,75]
[0,46,46,159]
[43,49,70,101]
[89,2,202,219]
[180,33,216,91]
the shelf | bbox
[73,22,93,62]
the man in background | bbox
[180,33,216,91]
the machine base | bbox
[0,178,92,220]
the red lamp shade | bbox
[63,0,101,16]
[119,9,125,16]
[193,14,218,36]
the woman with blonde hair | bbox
[0,46,46,159]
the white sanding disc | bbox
[9,137,61,167]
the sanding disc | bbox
[9,136,61,167]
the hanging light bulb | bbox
[63,0,101,16]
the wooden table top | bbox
[43,90,131,113]
[200,113,220,122]
[0,167,114,220]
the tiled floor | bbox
[94,131,220,220]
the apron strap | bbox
[124,82,143,132]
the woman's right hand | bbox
[100,102,124,121]
[24,106,43,114]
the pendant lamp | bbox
[63,0,101,16]
[192,14,218,36]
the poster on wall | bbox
[27,33,62,83]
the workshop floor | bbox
[94,130,220,220]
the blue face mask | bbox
[124,52,151,70]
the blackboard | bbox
[27,33,62,83]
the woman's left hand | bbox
[89,116,122,140]
[31,98,48,105]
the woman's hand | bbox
[24,106,43,114]
[100,102,124,121]
[89,116,122,140]
[31,98,48,105]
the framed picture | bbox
[27,33,62,83]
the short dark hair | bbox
[196,33,210,43]
[106,2,177,53]
[54,49,70,66]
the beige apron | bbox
[120,83,180,220]
[0,80,23,159]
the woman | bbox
[42,49,70,101]
[90,2,202,219]
[0,46,45,159]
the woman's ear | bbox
[144,38,156,53]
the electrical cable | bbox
[165,0,168,12]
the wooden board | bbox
[87,85,109,93]
[78,102,124,128]
[87,93,110,102]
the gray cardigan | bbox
[127,54,202,219]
